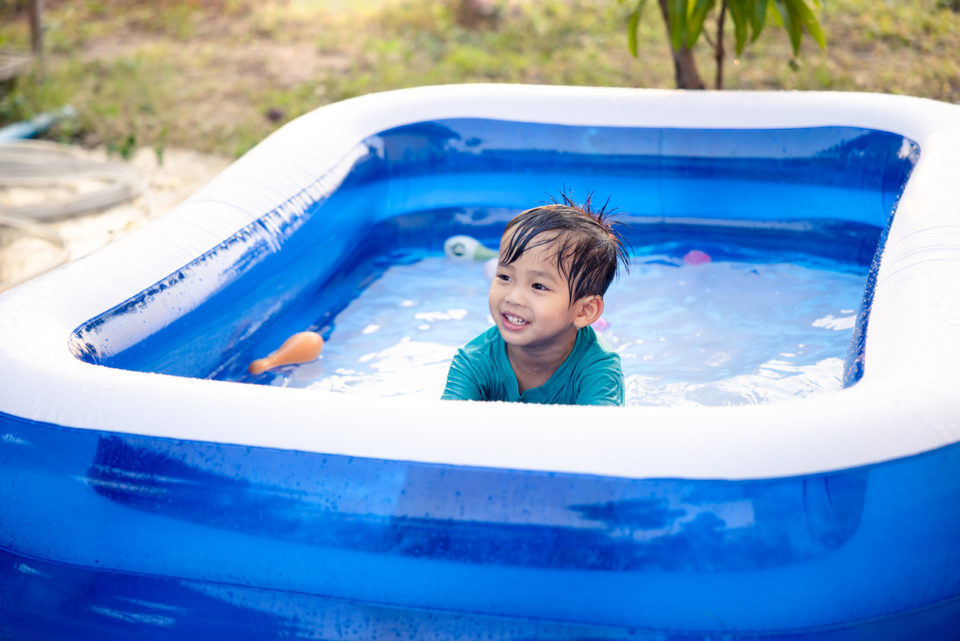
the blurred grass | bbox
[1,0,958,158]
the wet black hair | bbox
[499,193,630,303]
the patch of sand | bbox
[0,145,231,291]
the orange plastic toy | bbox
[248,331,324,375]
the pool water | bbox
[220,241,868,407]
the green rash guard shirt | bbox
[441,325,624,406]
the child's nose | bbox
[505,283,526,306]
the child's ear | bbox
[573,295,604,328]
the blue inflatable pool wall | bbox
[1,86,959,640]
[69,120,913,384]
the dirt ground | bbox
[0,145,231,291]
[0,3,340,292]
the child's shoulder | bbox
[575,325,620,366]
[461,325,502,353]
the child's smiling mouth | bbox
[502,312,529,329]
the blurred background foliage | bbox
[0,0,958,158]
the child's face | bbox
[488,234,584,352]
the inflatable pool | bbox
[1,85,959,639]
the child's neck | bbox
[507,331,579,394]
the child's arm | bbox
[575,373,624,406]
[574,355,625,406]
[440,349,487,401]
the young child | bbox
[442,197,629,406]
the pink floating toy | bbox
[683,249,712,265]
[591,317,611,332]
[249,331,324,375]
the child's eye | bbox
[497,274,511,282]
[532,283,549,291]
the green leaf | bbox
[728,0,749,55]
[626,0,648,57]
[749,0,768,42]
[685,0,716,49]
[766,0,781,27]
[668,0,688,51]
[774,0,802,55]
[791,0,826,50]
[627,9,640,57]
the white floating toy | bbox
[443,235,497,261]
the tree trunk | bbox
[714,0,727,89]
[455,0,498,30]
[657,0,705,89]
[29,0,45,78]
